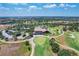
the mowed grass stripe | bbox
[34,36,53,56]
[64,32,79,51]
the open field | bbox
[0,41,31,56]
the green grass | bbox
[0,38,5,44]
[34,36,53,56]
[64,32,79,51]
[48,26,63,36]
[17,41,32,56]
[35,45,44,56]
[34,37,46,45]
[58,49,78,56]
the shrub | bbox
[49,39,60,53]
[58,49,78,56]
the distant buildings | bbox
[1,30,30,41]
[34,26,47,32]
[2,30,13,41]
[0,24,13,29]
[0,26,50,41]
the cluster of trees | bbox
[49,38,60,53]
[63,23,79,32]
[25,41,31,51]
[69,23,79,32]
[49,38,78,56]
[0,31,4,39]
[5,17,79,36]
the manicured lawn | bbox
[34,36,53,56]
[35,45,44,56]
[34,37,46,46]
[64,32,79,51]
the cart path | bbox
[1,30,79,56]
[53,31,79,55]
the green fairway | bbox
[34,37,46,46]
[64,32,79,51]
[34,36,53,56]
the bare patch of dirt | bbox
[0,43,30,56]
[56,35,67,46]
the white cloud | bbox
[58,4,77,10]
[66,4,76,8]
[43,4,57,8]
[29,5,37,9]
[59,4,76,8]
[27,5,42,12]
[14,7,28,12]
[28,5,42,10]
[14,7,23,10]
[59,3,65,7]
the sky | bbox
[0,3,79,17]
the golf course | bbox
[34,36,53,56]
[64,32,79,51]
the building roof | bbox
[34,26,47,32]
[33,31,44,35]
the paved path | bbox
[0,39,28,43]
[58,42,79,55]
[1,30,79,56]
[29,37,35,56]
[0,31,64,56]
[53,31,79,55]
[29,40,35,56]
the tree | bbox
[25,41,30,46]
[58,49,73,56]
[49,39,60,53]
